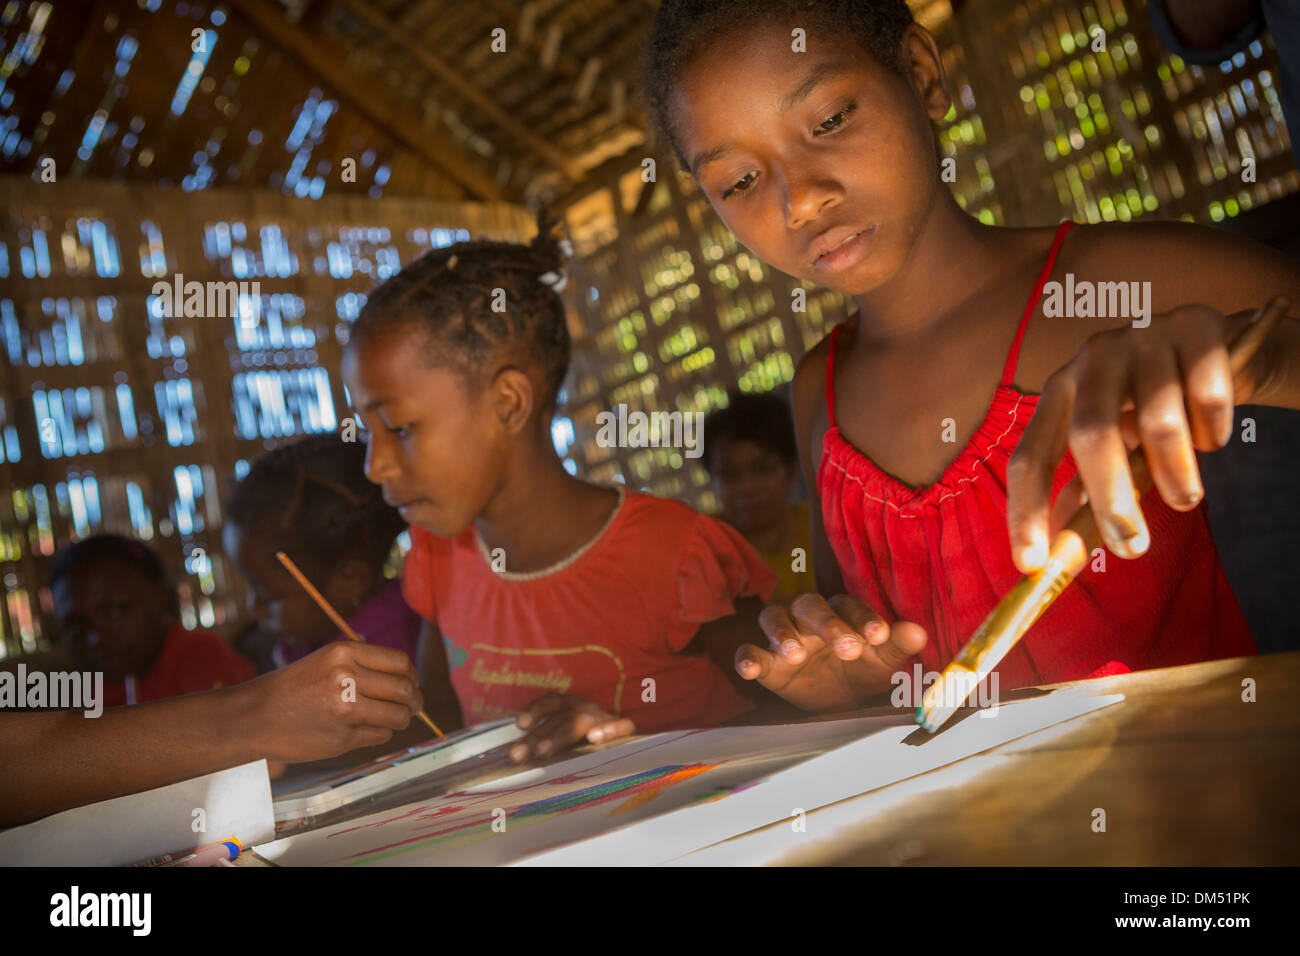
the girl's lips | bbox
[811,226,874,274]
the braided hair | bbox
[225,434,406,572]
[644,0,915,168]
[350,210,573,409]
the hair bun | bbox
[538,267,568,293]
[531,208,571,293]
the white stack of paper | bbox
[0,760,274,867]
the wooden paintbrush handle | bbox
[275,551,446,739]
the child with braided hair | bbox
[343,214,780,762]
[222,435,438,712]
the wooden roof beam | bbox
[482,0,646,131]
[336,0,587,182]
[225,0,505,200]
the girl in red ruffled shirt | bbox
[342,218,778,761]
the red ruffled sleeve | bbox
[666,514,778,651]
[400,526,440,624]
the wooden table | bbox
[687,651,1300,865]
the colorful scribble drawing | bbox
[339,761,722,865]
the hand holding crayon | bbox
[919,297,1292,733]
[1007,297,1294,572]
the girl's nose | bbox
[783,169,839,229]
[363,431,396,483]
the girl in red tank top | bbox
[819,220,1254,688]
[643,2,1300,712]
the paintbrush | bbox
[275,550,445,739]
[918,295,1290,733]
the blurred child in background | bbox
[50,534,254,708]
[704,389,818,603]
[223,434,420,670]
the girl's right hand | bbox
[735,594,927,713]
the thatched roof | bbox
[0,0,953,203]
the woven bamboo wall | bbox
[553,0,1297,515]
[0,175,533,657]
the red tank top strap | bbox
[824,322,846,429]
[1000,220,1076,387]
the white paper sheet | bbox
[515,690,1123,866]
[0,760,274,866]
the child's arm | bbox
[1007,227,1300,572]
[0,642,424,828]
[509,694,636,763]
[684,595,775,702]
[791,333,847,596]
[731,330,927,712]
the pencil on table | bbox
[275,550,445,739]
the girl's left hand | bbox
[1006,303,1285,572]
[509,694,636,763]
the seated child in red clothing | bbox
[50,535,254,707]
[643,0,1300,711]
[342,217,778,761]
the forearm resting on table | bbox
[0,685,259,828]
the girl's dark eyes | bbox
[722,172,757,200]
[718,102,858,201]
[815,102,857,134]
[365,414,412,438]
